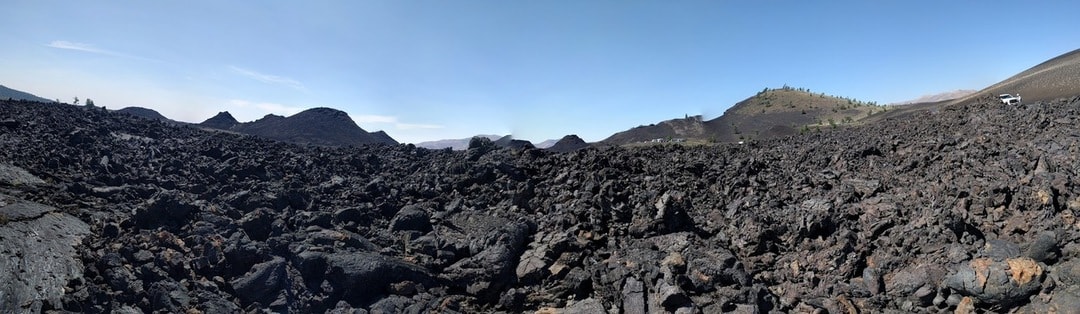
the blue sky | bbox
[2,1,1078,143]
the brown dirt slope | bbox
[951,48,1080,104]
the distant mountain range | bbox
[416,135,561,150]
[415,135,503,150]
[892,89,977,105]
[533,139,558,149]
[0,85,53,103]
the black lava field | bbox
[4,97,1080,313]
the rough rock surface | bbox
[5,96,1080,313]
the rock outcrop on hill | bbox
[3,96,1080,313]
[601,115,707,146]
[493,135,535,149]
[114,107,172,122]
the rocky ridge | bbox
[2,96,1080,312]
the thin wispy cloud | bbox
[354,115,444,130]
[229,66,306,91]
[396,123,444,130]
[46,40,157,62]
[47,41,115,55]
[353,115,399,124]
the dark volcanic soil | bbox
[4,97,1080,313]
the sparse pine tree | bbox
[73,97,79,106]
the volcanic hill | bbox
[199,107,398,146]
[547,134,590,153]
[601,87,884,145]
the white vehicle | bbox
[998,94,1021,105]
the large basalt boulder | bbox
[389,205,431,232]
[944,257,1044,307]
[134,190,199,229]
[440,221,531,301]
[230,257,288,308]
[0,197,91,313]
[324,252,434,306]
